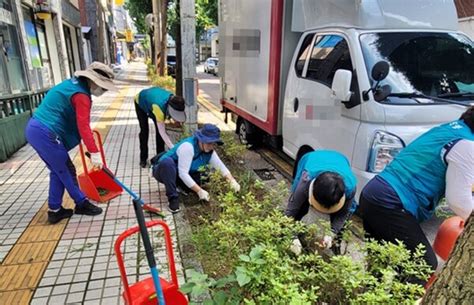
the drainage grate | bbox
[253,168,275,181]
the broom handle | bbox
[133,199,166,305]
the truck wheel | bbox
[237,119,258,147]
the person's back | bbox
[380,119,474,221]
[34,77,90,150]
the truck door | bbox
[283,33,361,161]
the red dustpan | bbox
[78,130,123,202]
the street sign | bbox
[125,29,133,42]
[115,0,125,5]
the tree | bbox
[195,0,217,39]
[167,0,217,41]
[421,213,473,304]
[158,0,170,75]
[125,0,153,34]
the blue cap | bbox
[194,124,223,145]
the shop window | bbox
[0,23,27,94]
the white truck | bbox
[219,0,474,191]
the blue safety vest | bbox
[292,150,357,198]
[138,87,172,116]
[380,120,474,222]
[159,136,213,173]
[33,77,90,151]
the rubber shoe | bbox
[48,207,73,224]
[75,200,103,216]
[168,199,181,214]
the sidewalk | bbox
[0,62,184,305]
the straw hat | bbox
[74,61,117,92]
[308,179,345,214]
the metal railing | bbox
[0,89,49,118]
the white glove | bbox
[290,238,302,256]
[197,189,210,201]
[321,235,333,249]
[230,179,241,192]
[90,152,103,169]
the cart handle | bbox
[114,220,179,302]
[79,129,107,176]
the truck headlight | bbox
[367,131,405,173]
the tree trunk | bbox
[176,0,182,96]
[422,213,473,305]
[158,0,169,76]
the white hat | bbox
[74,61,117,92]
[308,179,345,214]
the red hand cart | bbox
[114,219,188,305]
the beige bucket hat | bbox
[74,61,117,92]
[308,179,345,214]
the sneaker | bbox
[168,205,181,214]
[168,199,181,214]
[47,207,73,224]
[75,200,103,216]
[139,160,148,168]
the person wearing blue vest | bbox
[359,107,474,282]
[134,87,186,168]
[25,62,117,224]
[151,124,241,213]
[285,150,357,253]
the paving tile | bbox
[85,288,102,300]
[66,291,85,304]
[0,63,186,305]
[49,294,67,304]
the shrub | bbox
[184,172,430,304]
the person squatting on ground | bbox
[359,106,474,285]
[285,150,358,254]
[151,124,241,213]
[25,62,117,224]
[134,86,186,168]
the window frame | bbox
[295,32,356,89]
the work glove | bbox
[320,235,333,250]
[90,152,103,169]
[197,189,210,202]
[290,238,303,256]
[230,179,241,192]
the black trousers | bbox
[359,193,438,284]
[152,157,203,205]
[134,102,165,163]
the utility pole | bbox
[179,0,197,131]
[152,0,160,67]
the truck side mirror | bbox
[331,69,353,102]
[371,61,389,81]
[363,60,391,101]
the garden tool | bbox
[84,151,164,217]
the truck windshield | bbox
[360,32,474,104]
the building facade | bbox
[456,0,474,39]
[0,0,86,97]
